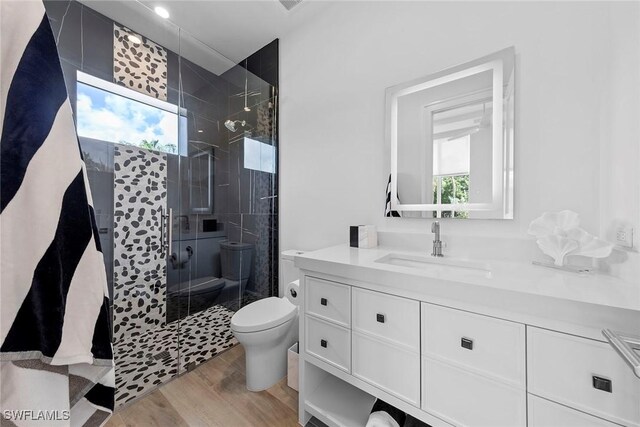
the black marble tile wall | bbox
[242,39,279,88]
[218,40,279,302]
[81,7,113,78]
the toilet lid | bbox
[231,297,297,333]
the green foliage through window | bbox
[432,175,469,218]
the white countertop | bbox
[295,244,640,313]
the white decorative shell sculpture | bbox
[535,235,579,266]
[528,210,613,266]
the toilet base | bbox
[233,316,298,391]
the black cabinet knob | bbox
[592,376,612,393]
[376,313,385,323]
[320,298,327,306]
[461,337,474,350]
[320,339,327,348]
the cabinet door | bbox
[422,303,525,387]
[528,394,623,427]
[305,315,351,372]
[352,287,420,352]
[352,331,420,406]
[528,327,640,427]
[305,277,351,327]
[422,356,526,427]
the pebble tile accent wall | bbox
[112,145,167,340]
[113,23,168,101]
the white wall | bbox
[279,1,639,281]
[598,3,640,280]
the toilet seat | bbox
[231,297,297,333]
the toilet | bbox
[220,241,253,295]
[230,250,303,391]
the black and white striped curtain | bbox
[385,174,401,217]
[1,1,114,425]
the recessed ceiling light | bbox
[197,129,204,133]
[154,6,170,19]
[127,35,142,44]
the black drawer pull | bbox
[376,313,385,323]
[320,298,327,306]
[461,337,474,350]
[320,339,327,348]
[592,376,612,393]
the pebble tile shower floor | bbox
[114,304,237,406]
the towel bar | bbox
[602,329,640,379]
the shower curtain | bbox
[0,1,114,425]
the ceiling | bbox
[78,0,329,74]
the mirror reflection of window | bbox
[430,99,493,218]
[432,134,470,218]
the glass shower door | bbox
[77,70,185,404]
[172,30,279,373]
[45,0,278,405]
[54,7,186,404]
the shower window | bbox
[243,136,276,174]
[76,71,184,155]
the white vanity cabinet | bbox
[296,250,640,427]
[304,277,352,372]
[305,276,351,327]
[527,327,640,427]
[528,394,624,427]
[421,303,527,427]
[305,315,351,372]
[351,288,421,406]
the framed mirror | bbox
[387,47,515,219]
[189,150,214,213]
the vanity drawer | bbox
[305,315,350,372]
[422,356,526,427]
[353,287,420,351]
[305,277,351,327]
[527,327,640,427]
[352,331,420,406]
[528,394,623,427]
[421,303,525,387]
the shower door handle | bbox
[165,208,173,257]
[160,206,173,257]
[160,206,165,250]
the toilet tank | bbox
[280,249,304,297]
[220,242,253,281]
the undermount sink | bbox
[374,252,492,278]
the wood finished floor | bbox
[105,345,299,427]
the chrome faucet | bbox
[431,221,444,257]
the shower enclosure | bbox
[45,0,278,406]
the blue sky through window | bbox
[244,137,276,174]
[76,82,178,154]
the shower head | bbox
[224,119,246,132]
[224,120,236,132]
